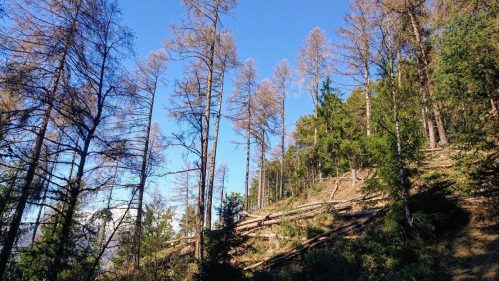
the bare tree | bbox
[47,1,133,279]
[338,0,375,136]
[131,50,167,267]
[0,0,84,276]
[167,1,238,271]
[228,58,257,211]
[272,59,291,201]
[253,79,280,209]
[205,32,238,230]
[297,27,332,145]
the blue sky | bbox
[119,0,354,202]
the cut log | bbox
[237,205,353,233]
[244,213,377,270]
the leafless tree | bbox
[205,32,238,230]
[272,59,292,201]
[253,79,280,209]
[338,0,376,135]
[296,27,332,145]
[130,50,167,267]
[0,0,85,276]
[228,58,257,211]
[47,1,133,278]
[167,1,238,270]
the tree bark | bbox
[257,129,265,209]
[195,8,219,278]
[280,85,285,200]
[205,70,225,230]
[244,111,251,211]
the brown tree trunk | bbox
[48,133,92,281]
[280,90,285,201]
[244,114,251,211]
[257,129,265,209]
[206,70,225,230]
[407,6,448,146]
[195,11,219,277]
[365,67,371,136]
[134,76,158,268]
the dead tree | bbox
[338,0,375,136]
[205,32,238,230]
[167,2,238,272]
[0,0,84,276]
[272,59,291,201]
[131,51,167,267]
[228,58,257,211]
[47,1,133,279]
[253,79,280,209]
[297,27,332,146]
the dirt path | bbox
[447,198,498,280]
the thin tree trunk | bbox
[365,68,371,136]
[244,121,251,211]
[31,174,50,243]
[257,129,265,209]
[407,6,448,146]
[48,133,92,281]
[196,10,219,278]
[219,168,225,220]
[280,88,285,201]
[421,107,428,139]
[206,70,225,230]
[186,170,190,237]
[134,74,158,268]
[395,49,413,227]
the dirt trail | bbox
[447,197,498,281]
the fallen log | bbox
[244,213,377,270]
[247,233,290,240]
[237,205,354,232]
[237,201,349,228]
[237,193,386,232]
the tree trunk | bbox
[257,130,265,209]
[395,48,413,227]
[195,10,219,277]
[134,74,158,268]
[280,90,285,201]
[206,70,225,230]
[48,134,92,281]
[244,121,251,211]
[365,67,371,136]
[407,6,448,146]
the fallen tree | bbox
[244,211,378,270]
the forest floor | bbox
[445,197,498,281]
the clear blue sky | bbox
[119,0,354,203]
